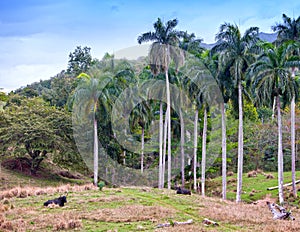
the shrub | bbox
[98,181,105,191]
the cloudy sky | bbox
[1,0,300,92]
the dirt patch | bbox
[1,158,32,175]
[57,171,81,179]
[252,194,277,206]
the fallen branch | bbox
[156,219,193,228]
[202,218,219,226]
[267,202,295,220]
[267,180,300,190]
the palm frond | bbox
[138,32,157,44]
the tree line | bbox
[0,13,300,204]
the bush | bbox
[98,181,105,191]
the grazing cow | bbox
[176,187,191,195]
[43,196,67,207]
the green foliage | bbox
[0,96,79,174]
[0,91,9,102]
[226,100,258,121]
[257,106,273,122]
[67,46,94,76]
[243,100,259,121]
[98,181,105,191]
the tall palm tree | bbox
[211,23,259,202]
[203,51,233,200]
[183,57,212,195]
[249,42,299,204]
[72,71,111,186]
[177,32,204,187]
[138,18,185,189]
[169,72,188,187]
[272,14,300,197]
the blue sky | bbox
[1,0,300,92]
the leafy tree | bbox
[212,23,260,202]
[0,96,77,175]
[67,46,94,76]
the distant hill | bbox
[201,32,278,49]
[258,32,277,42]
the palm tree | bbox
[177,32,204,187]
[272,14,300,197]
[272,14,300,43]
[179,31,204,57]
[211,23,259,202]
[72,71,111,186]
[203,51,233,200]
[138,18,185,189]
[249,42,299,204]
[169,72,188,187]
[182,57,212,195]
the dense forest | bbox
[1,13,300,204]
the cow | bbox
[176,187,191,195]
[43,195,67,207]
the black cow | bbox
[176,187,191,195]
[44,196,67,207]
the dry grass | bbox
[0,184,300,231]
[198,197,300,231]
[0,183,97,200]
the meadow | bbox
[1,168,300,231]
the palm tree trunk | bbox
[193,109,198,191]
[291,96,296,197]
[277,95,284,204]
[162,106,169,188]
[165,69,172,190]
[221,102,227,200]
[159,102,163,188]
[93,117,98,186]
[236,80,244,203]
[180,108,185,187]
[291,69,297,197]
[141,127,144,173]
[201,107,207,197]
[272,98,276,121]
[123,150,126,165]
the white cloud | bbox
[0,63,65,93]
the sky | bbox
[0,0,300,93]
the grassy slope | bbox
[1,169,300,231]
[206,171,300,203]
[0,166,88,191]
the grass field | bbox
[1,168,300,231]
[206,170,300,204]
